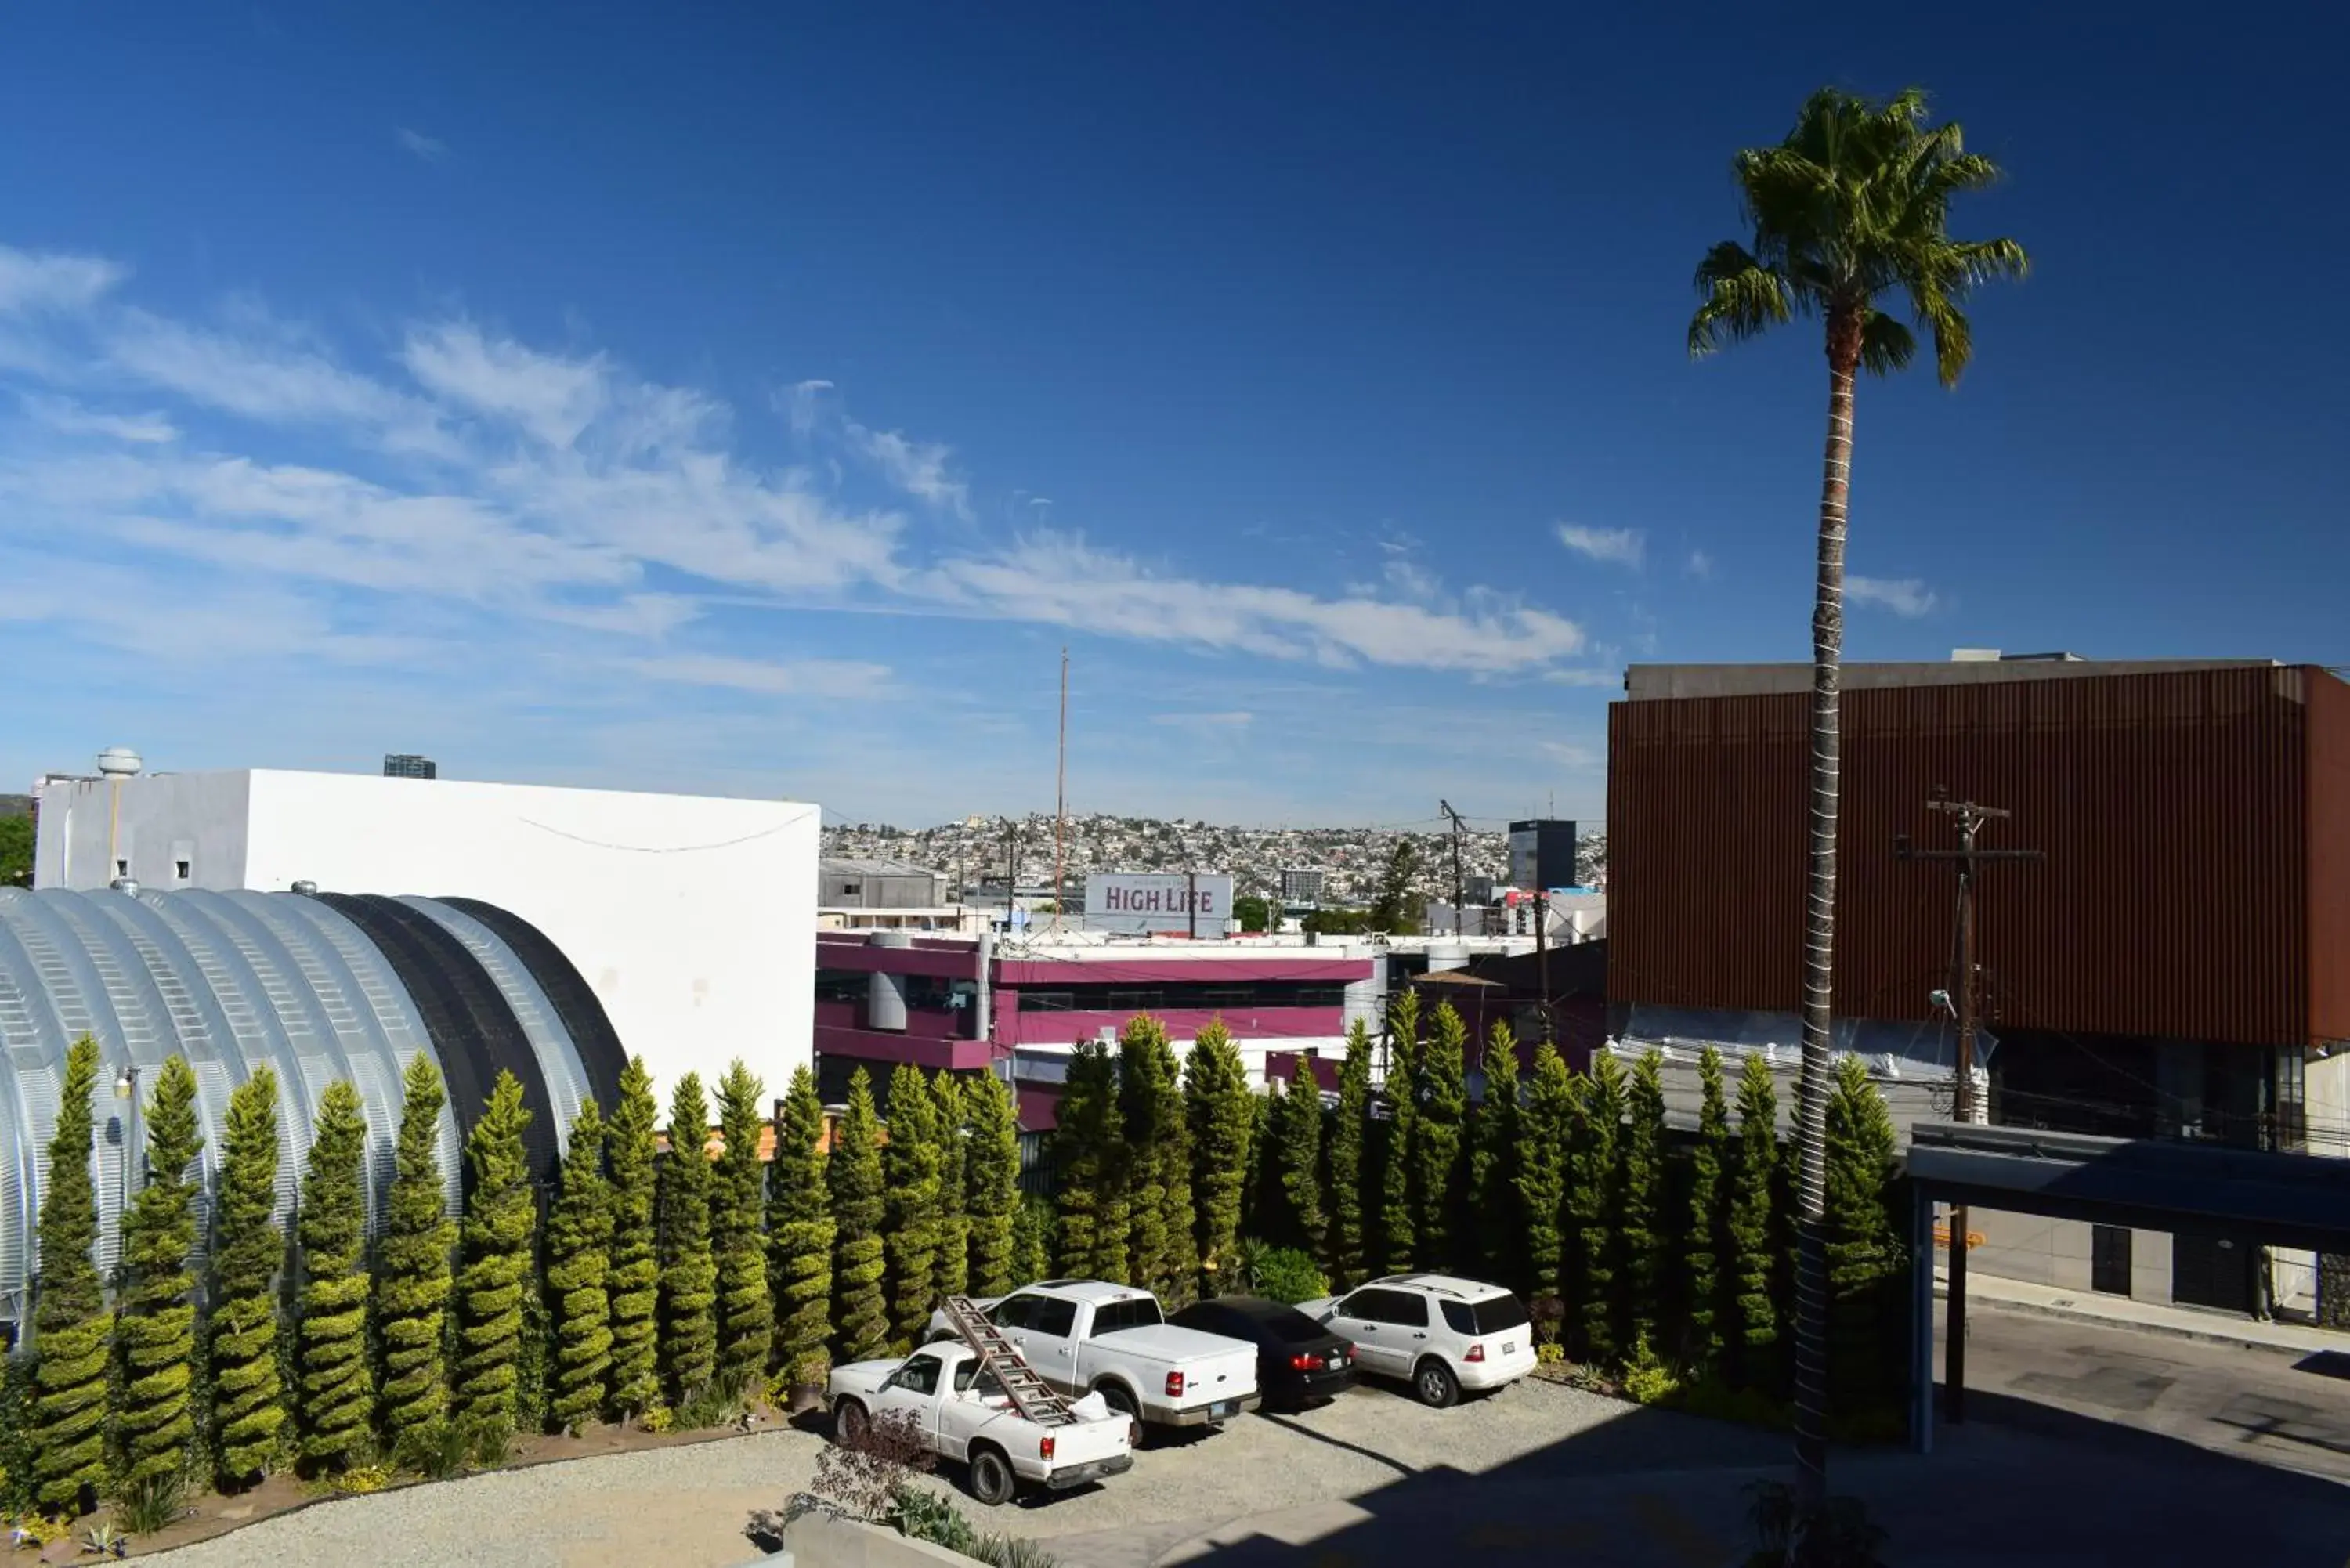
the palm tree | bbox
[1687,85,2025,1526]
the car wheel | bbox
[1414,1359,1460,1409]
[1098,1383,1147,1450]
[968,1446,1018,1507]
[835,1398,870,1446]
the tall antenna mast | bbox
[1053,647,1068,933]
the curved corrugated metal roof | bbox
[0,886,618,1333]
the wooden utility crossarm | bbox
[941,1295,1078,1427]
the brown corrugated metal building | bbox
[1607,656,2350,1317]
[1609,660,2350,1049]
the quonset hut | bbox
[0,885,627,1337]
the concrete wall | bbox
[45,768,818,1109]
[1965,1208,2175,1303]
[36,770,251,889]
[783,1512,983,1568]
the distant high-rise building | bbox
[1279,867,1325,906]
[383,753,437,779]
[1508,818,1578,891]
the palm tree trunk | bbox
[1791,307,1861,1544]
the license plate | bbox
[1502,1342,1517,1354]
[1209,1400,1239,1418]
[1327,1356,1344,1370]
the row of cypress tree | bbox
[10,1039,1031,1519]
[1048,997,1907,1415]
[805,1062,1028,1367]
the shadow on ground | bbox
[1050,1390,2350,1568]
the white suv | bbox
[1297,1274,1536,1407]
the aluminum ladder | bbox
[940,1295,1078,1427]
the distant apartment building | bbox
[382,753,437,779]
[1607,653,2350,1321]
[1279,867,1325,906]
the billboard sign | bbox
[1083,872,1234,935]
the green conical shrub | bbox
[960,1071,1018,1299]
[931,1071,969,1307]
[656,1073,717,1404]
[603,1057,661,1419]
[1684,1047,1733,1371]
[1414,1002,1468,1268]
[1052,1042,1127,1283]
[1730,1053,1780,1386]
[712,1063,772,1397]
[1120,1017,1194,1304]
[1570,1053,1624,1364]
[1379,992,1420,1274]
[1013,1195,1054,1286]
[1826,1056,1902,1415]
[209,1068,284,1488]
[1470,1024,1523,1288]
[1324,1019,1372,1289]
[456,1071,536,1444]
[1272,1072,1325,1252]
[768,1068,833,1375]
[113,1055,203,1488]
[1619,1050,1669,1353]
[882,1066,941,1351]
[296,1080,372,1473]
[1183,1019,1252,1289]
[1517,1042,1574,1333]
[546,1100,613,1434]
[828,1070,889,1362]
[374,1055,454,1451]
[31,1036,106,1511]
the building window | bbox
[2274,1045,2308,1154]
[839,882,862,897]
[114,858,128,878]
[173,859,191,883]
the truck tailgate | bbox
[1053,1412,1133,1468]
[1167,1341,1258,1408]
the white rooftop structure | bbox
[35,765,818,1106]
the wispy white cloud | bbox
[402,321,607,448]
[931,532,1583,674]
[20,394,175,443]
[1555,523,1644,569]
[843,419,969,518]
[1150,710,1254,729]
[1846,575,1938,616]
[629,653,895,699]
[1541,667,1621,688]
[396,127,449,162]
[0,244,126,314]
[0,238,1599,718]
[1540,741,1600,769]
[1685,547,1714,579]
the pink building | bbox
[813,928,1380,1127]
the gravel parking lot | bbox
[141,1375,1761,1567]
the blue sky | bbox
[2,5,2343,829]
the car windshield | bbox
[1441,1294,1532,1335]
[1090,1296,1164,1335]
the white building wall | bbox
[40,768,817,1111]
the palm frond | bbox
[1947,237,2030,287]
[1907,282,1975,387]
[1687,247,1792,358]
[1856,312,1915,377]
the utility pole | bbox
[1053,648,1068,933]
[1897,794,2041,1425]
[1534,888,1552,1042]
[1440,800,1468,938]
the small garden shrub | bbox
[1239,1242,1327,1305]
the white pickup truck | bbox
[828,1340,1134,1505]
[926,1280,1260,1440]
